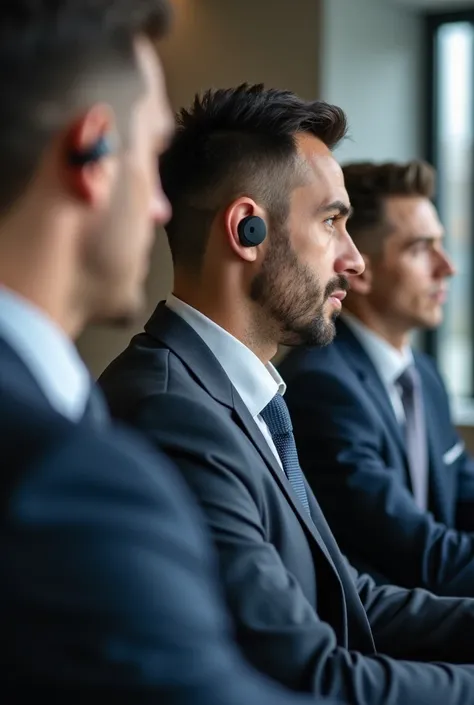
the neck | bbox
[173,272,278,364]
[343,301,409,352]
[0,223,85,341]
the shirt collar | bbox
[0,287,91,420]
[341,311,413,387]
[166,294,286,418]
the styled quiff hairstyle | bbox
[160,83,348,269]
[343,160,436,251]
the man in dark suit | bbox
[3,373,322,705]
[280,160,474,597]
[0,4,328,703]
[100,85,474,704]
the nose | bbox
[335,231,365,277]
[435,247,456,278]
[152,187,172,227]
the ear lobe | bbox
[350,254,373,294]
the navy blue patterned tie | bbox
[261,393,311,514]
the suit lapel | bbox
[146,304,343,574]
[336,322,447,515]
[231,389,344,571]
[306,493,376,652]
[231,388,377,649]
[146,305,380,648]
[0,337,52,412]
[145,303,237,407]
[335,320,410,475]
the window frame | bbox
[424,9,474,399]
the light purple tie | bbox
[396,365,428,511]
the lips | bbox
[431,288,447,304]
[329,290,347,302]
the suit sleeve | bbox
[134,391,474,705]
[285,367,474,597]
[343,563,474,663]
[425,357,474,531]
[456,451,474,531]
[5,420,315,705]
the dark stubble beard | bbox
[250,224,349,347]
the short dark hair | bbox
[160,83,347,269]
[343,160,436,250]
[0,0,172,216]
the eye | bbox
[411,240,431,255]
[324,215,337,229]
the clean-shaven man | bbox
[281,160,474,597]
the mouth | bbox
[328,290,347,308]
[431,288,448,305]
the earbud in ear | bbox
[68,135,112,167]
[237,215,267,247]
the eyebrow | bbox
[404,233,444,247]
[317,200,353,218]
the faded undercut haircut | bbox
[160,83,348,270]
[343,160,436,252]
[0,0,172,216]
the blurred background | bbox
[77,0,474,447]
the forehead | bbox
[134,37,174,137]
[384,196,444,239]
[293,133,348,205]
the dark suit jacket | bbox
[99,302,474,705]
[279,317,474,596]
[0,336,321,705]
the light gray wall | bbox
[320,0,425,164]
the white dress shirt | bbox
[166,294,286,468]
[0,287,91,421]
[341,312,414,424]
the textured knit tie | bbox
[261,393,311,514]
[396,365,428,511]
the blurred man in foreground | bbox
[0,3,334,703]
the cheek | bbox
[129,121,158,212]
[107,168,153,279]
[296,225,331,272]
[371,266,401,306]
[400,258,433,295]
[386,270,432,316]
[136,147,156,211]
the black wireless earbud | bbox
[237,215,267,247]
[68,135,112,166]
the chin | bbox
[280,319,336,349]
[422,306,444,329]
[90,290,145,329]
